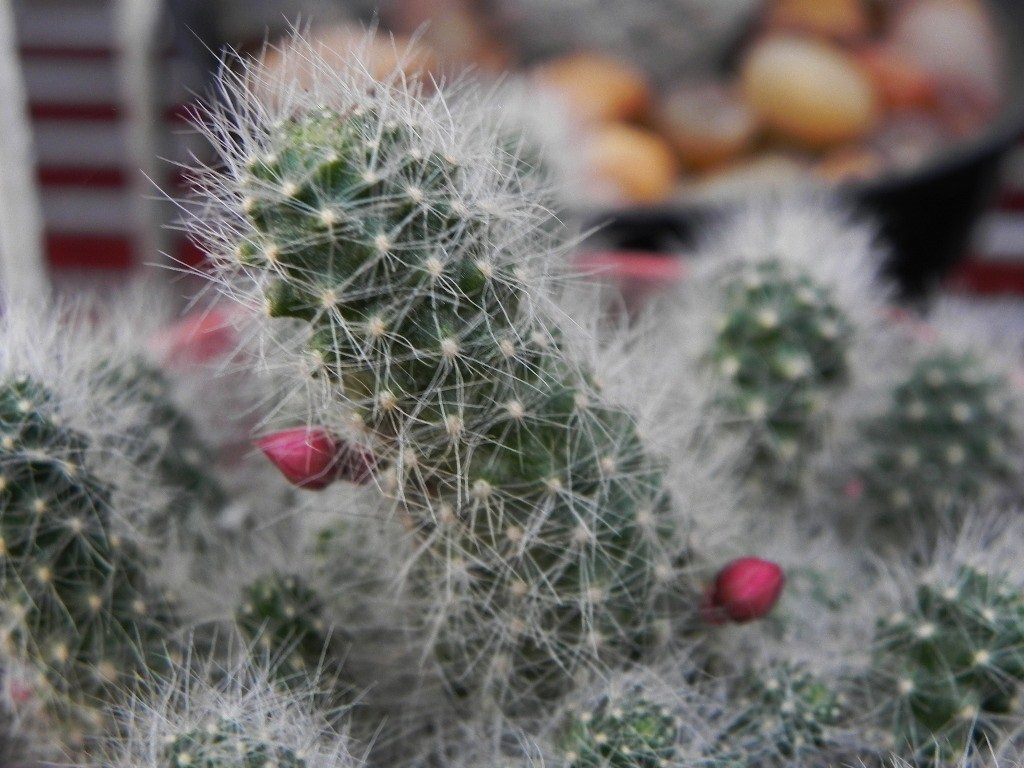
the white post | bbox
[116,0,168,272]
[0,0,50,308]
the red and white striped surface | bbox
[13,0,204,274]
[949,140,1024,295]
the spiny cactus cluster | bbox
[107,654,362,768]
[163,716,310,768]
[872,564,1024,763]
[712,663,844,766]
[94,356,225,540]
[197,58,689,713]
[7,26,1024,768]
[564,696,680,768]
[707,256,854,490]
[858,350,1018,523]
[0,375,177,741]
[235,572,350,700]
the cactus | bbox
[163,716,310,768]
[564,697,680,768]
[235,571,351,701]
[107,654,362,768]
[871,564,1024,764]
[192,45,687,712]
[706,257,854,491]
[709,663,844,767]
[94,356,225,540]
[858,349,1018,523]
[0,374,177,745]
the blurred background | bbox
[5,0,1024,307]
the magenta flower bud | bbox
[702,557,785,624]
[257,427,340,490]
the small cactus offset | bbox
[858,349,1018,523]
[163,717,310,768]
[0,375,177,744]
[192,42,687,711]
[871,564,1024,764]
[235,572,351,700]
[95,356,225,540]
[107,654,363,768]
[564,697,680,768]
[706,257,854,491]
[709,663,845,767]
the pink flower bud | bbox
[702,557,785,624]
[257,427,340,490]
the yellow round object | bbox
[658,82,759,172]
[533,52,652,124]
[740,35,880,148]
[588,123,679,204]
[766,0,870,41]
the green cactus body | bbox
[235,572,350,697]
[565,698,679,768]
[872,565,1024,763]
[0,376,176,736]
[708,258,853,491]
[228,105,679,709]
[95,357,225,538]
[713,663,843,766]
[859,350,1017,520]
[163,717,307,768]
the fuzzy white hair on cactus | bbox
[646,192,893,498]
[549,663,714,768]
[844,297,1024,532]
[864,510,1024,763]
[0,295,205,754]
[102,650,365,768]
[686,192,890,323]
[187,28,568,323]
[917,509,1024,596]
[0,298,154,491]
[185,26,577,473]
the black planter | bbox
[582,0,1024,301]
